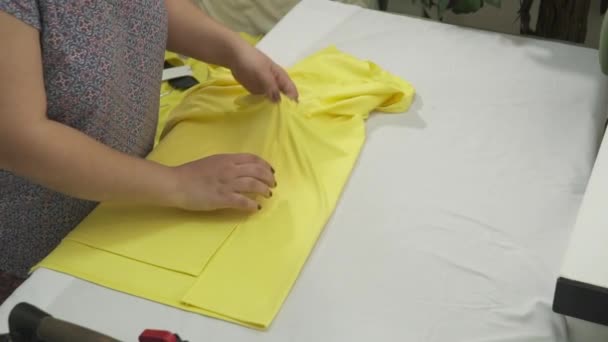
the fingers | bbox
[225,193,260,212]
[224,155,276,212]
[173,153,277,213]
[272,63,299,102]
[235,164,275,187]
[232,153,273,171]
[262,62,298,103]
[260,68,281,103]
[232,177,272,198]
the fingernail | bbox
[269,191,273,197]
[271,167,275,174]
[274,181,278,187]
[258,204,262,211]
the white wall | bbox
[387,0,603,48]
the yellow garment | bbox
[36,47,414,329]
[156,33,262,145]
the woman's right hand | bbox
[169,153,276,212]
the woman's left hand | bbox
[230,45,299,103]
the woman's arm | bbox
[164,0,298,102]
[164,0,247,69]
[0,11,274,212]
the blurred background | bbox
[388,0,604,48]
[194,0,605,48]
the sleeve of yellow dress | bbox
[35,46,415,330]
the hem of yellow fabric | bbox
[33,257,270,330]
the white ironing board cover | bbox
[1,1,606,341]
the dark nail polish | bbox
[269,191,273,197]
[258,204,262,211]
[271,167,275,174]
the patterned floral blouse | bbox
[0,0,168,276]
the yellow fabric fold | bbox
[35,46,415,329]
[157,33,262,145]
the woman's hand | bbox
[230,44,299,103]
[170,153,276,212]
[164,0,298,102]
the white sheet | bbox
[1,1,606,341]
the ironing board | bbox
[1,1,606,341]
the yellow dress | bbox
[35,47,415,329]
[157,33,262,145]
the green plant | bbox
[411,0,501,20]
[411,0,591,44]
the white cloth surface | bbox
[1,1,607,341]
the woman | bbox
[0,0,299,303]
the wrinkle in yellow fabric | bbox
[35,47,415,329]
[157,33,262,145]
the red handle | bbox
[139,329,181,342]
